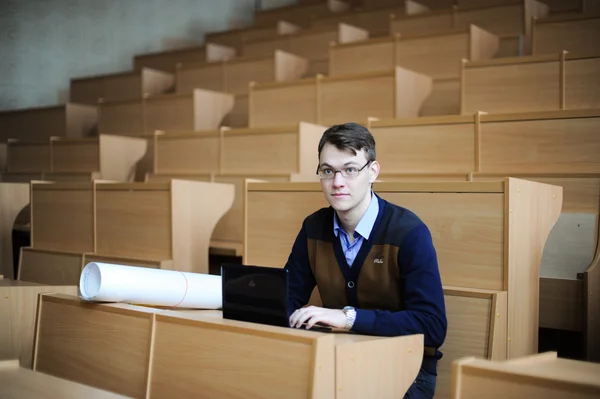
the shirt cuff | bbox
[352,309,376,333]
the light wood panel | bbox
[253,0,350,27]
[98,99,144,135]
[0,281,76,368]
[31,183,95,253]
[0,183,29,280]
[34,294,155,398]
[154,130,221,175]
[451,352,600,398]
[0,103,98,142]
[330,25,499,79]
[133,43,235,73]
[6,141,50,172]
[421,78,461,116]
[18,248,84,286]
[71,68,174,105]
[250,68,432,128]
[176,50,308,95]
[462,54,600,114]
[206,21,302,52]
[533,16,600,56]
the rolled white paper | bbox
[79,262,222,309]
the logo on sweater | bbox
[372,252,384,264]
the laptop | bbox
[221,263,332,331]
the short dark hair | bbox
[318,123,376,161]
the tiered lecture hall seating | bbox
[1,0,599,397]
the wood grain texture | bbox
[18,248,84,286]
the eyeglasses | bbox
[316,161,371,179]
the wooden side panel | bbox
[390,13,454,36]
[227,58,275,94]
[288,30,338,61]
[243,37,289,58]
[95,188,172,260]
[455,3,525,37]
[176,63,225,94]
[145,95,195,133]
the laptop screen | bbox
[221,264,290,327]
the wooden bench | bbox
[206,21,302,53]
[243,23,369,76]
[148,122,326,256]
[451,352,600,398]
[0,280,76,368]
[533,15,600,56]
[98,89,234,135]
[133,42,235,73]
[361,0,455,10]
[249,67,432,127]
[0,183,29,280]
[389,0,549,53]
[19,180,233,282]
[457,0,583,13]
[330,25,499,79]
[0,103,98,142]
[70,67,174,105]
[309,0,430,37]
[243,180,562,396]
[253,0,350,28]
[461,53,600,114]
[367,109,600,361]
[6,135,147,181]
[32,293,425,398]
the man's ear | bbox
[369,161,380,183]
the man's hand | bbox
[289,306,347,329]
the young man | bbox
[284,123,447,398]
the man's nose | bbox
[332,171,345,186]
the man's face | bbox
[318,142,379,214]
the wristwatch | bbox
[342,306,356,330]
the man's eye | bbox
[323,169,333,175]
[345,167,357,173]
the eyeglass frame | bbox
[315,160,372,179]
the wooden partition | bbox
[310,0,430,37]
[93,180,233,273]
[462,53,600,114]
[451,352,600,398]
[368,109,600,361]
[0,103,98,142]
[206,20,302,52]
[7,135,147,181]
[330,25,499,78]
[253,0,350,27]
[249,67,432,127]
[98,89,234,135]
[0,183,29,280]
[150,122,326,255]
[0,280,76,368]
[390,0,549,53]
[133,43,236,73]
[457,0,583,13]
[176,50,308,95]
[70,67,175,105]
[244,180,562,363]
[362,0,455,9]
[34,293,425,399]
[243,23,369,76]
[532,15,600,56]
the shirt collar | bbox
[333,191,379,240]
